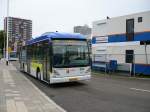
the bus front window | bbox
[9,52,17,58]
[53,44,89,68]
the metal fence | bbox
[92,54,150,76]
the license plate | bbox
[69,77,78,81]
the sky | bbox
[0,0,150,37]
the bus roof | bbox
[26,32,86,45]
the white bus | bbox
[9,51,18,61]
[20,32,91,84]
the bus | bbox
[9,51,18,61]
[19,32,91,84]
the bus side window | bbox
[37,42,44,61]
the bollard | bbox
[6,61,9,66]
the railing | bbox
[92,54,150,76]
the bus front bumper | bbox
[50,75,91,84]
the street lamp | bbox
[6,0,9,65]
[3,31,6,58]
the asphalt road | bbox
[12,62,150,112]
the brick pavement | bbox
[0,60,66,112]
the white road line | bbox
[130,88,150,93]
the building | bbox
[74,25,91,38]
[4,17,32,52]
[74,25,92,52]
[92,11,150,75]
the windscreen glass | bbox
[53,40,89,68]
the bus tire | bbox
[36,68,41,80]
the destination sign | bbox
[53,40,87,45]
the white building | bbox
[92,11,150,75]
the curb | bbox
[10,62,67,112]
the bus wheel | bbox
[36,68,41,80]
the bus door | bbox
[43,41,50,81]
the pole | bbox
[144,42,148,64]
[105,54,107,74]
[3,32,5,58]
[6,0,9,65]
[133,54,135,77]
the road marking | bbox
[130,88,150,93]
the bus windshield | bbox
[53,40,89,68]
[10,52,17,58]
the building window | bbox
[138,17,142,23]
[125,50,134,63]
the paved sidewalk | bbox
[0,60,66,112]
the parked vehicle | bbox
[20,32,91,84]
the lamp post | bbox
[144,42,148,64]
[6,0,9,65]
[3,31,6,58]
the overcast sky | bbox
[0,0,150,37]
